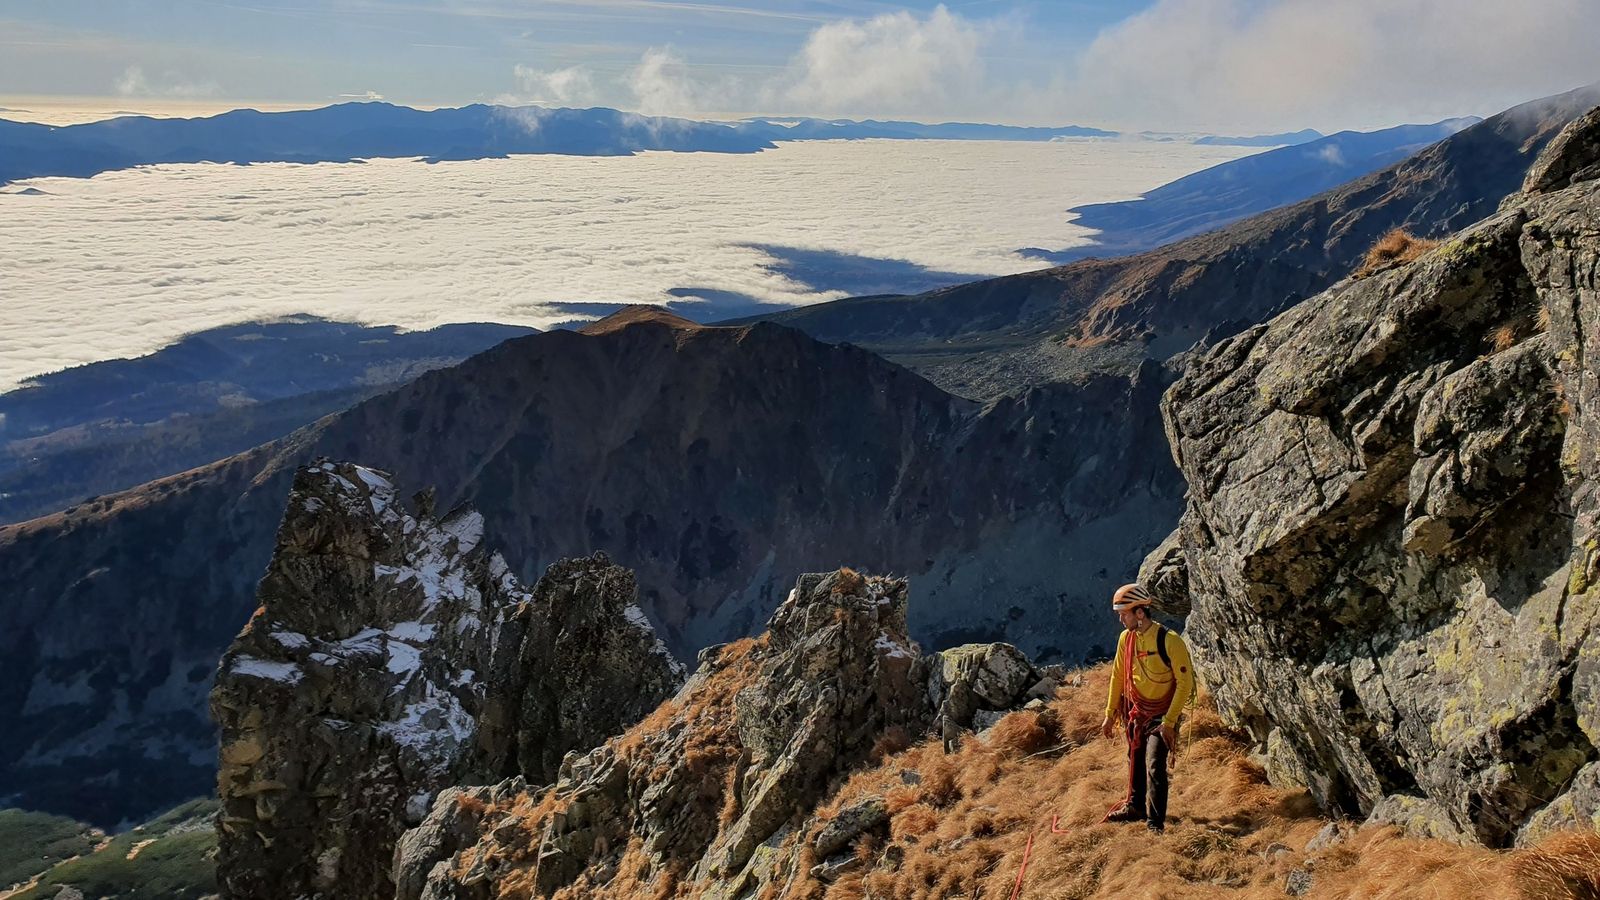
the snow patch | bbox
[230,656,304,684]
[389,621,436,643]
[378,684,476,764]
[331,627,385,657]
[270,630,311,650]
[406,790,435,823]
[386,640,422,677]
[353,465,394,492]
[623,603,685,676]
[874,633,913,660]
[442,510,484,553]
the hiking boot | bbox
[1146,820,1166,834]
[1103,805,1146,823]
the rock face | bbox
[210,461,682,900]
[1161,107,1600,846]
[391,568,1048,900]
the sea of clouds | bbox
[0,139,1255,391]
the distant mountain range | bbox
[2,100,1331,186]
[1193,127,1324,146]
[1027,117,1481,263]
[734,116,1114,141]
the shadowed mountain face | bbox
[1025,118,1479,265]
[0,309,1177,826]
[0,318,535,524]
[755,84,1600,401]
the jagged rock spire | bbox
[210,461,682,900]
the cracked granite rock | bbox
[1159,107,1600,846]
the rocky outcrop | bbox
[1160,108,1600,846]
[210,461,682,900]
[391,568,1049,900]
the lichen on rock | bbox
[1158,106,1600,847]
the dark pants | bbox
[1126,727,1170,826]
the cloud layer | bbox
[1066,0,1600,131]
[500,1,1597,131]
[0,139,1252,390]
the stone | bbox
[1162,135,1600,846]
[1137,529,1192,616]
[1285,867,1315,897]
[1304,821,1347,853]
[1364,795,1474,846]
[1523,104,1600,194]
[813,796,889,859]
[1517,762,1600,846]
[212,462,683,900]
[809,854,862,882]
[936,643,1038,708]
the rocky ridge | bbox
[1153,105,1600,846]
[0,311,1172,825]
[384,568,1056,900]
[210,462,683,899]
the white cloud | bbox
[114,65,220,99]
[781,5,990,116]
[1060,0,1600,131]
[0,140,1252,390]
[513,64,598,105]
[628,47,727,118]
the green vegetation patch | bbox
[11,799,218,900]
[0,809,101,889]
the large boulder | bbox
[1160,109,1600,846]
[210,461,683,900]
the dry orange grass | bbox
[1355,228,1441,277]
[459,637,770,900]
[1492,322,1520,352]
[781,664,1599,900]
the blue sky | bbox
[2,0,1596,131]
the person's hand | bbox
[1101,715,1115,739]
[1160,723,1176,748]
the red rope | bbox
[1104,628,1175,817]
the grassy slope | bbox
[8,799,217,900]
[780,666,1600,900]
[0,810,100,890]
[479,656,1600,899]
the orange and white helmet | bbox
[1111,583,1154,611]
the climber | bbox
[1098,583,1194,833]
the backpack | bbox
[1155,625,1172,669]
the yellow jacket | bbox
[1104,625,1195,724]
